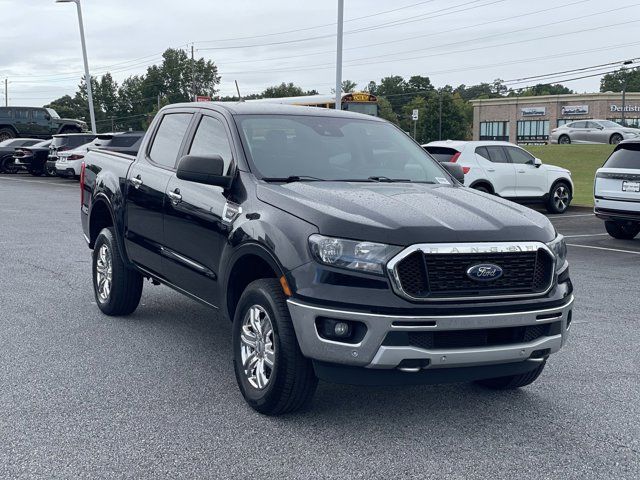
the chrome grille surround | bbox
[386,242,557,302]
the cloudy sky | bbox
[1,0,639,107]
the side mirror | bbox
[176,154,233,188]
[441,162,465,184]
[534,157,542,168]
[44,114,51,121]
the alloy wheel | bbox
[240,305,275,389]
[553,185,570,212]
[95,244,113,302]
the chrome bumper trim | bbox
[287,295,573,368]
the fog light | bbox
[334,322,350,337]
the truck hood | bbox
[257,182,556,245]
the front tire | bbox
[92,227,143,316]
[475,361,546,389]
[233,279,317,415]
[558,135,571,145]
[604,220,640,239]
[0,155,17,174]
[546,181,571,214]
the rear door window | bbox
[485,146,510,163]
[604,144,640,169]
[148,113,193,169]
[423,146,459,162]
[569,121,586,129]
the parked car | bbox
[54,131,145,178]
[594,139,640,239]
[0,138,41,173]
[0,106,87,142]
[423,140,573,213]
[12,140,52,176]
[550,119,640,145]
[46,133,97,176]
[81,102,573,415]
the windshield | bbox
[45,108,60,119]
[236,114,449,183]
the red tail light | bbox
[67,154,85,161]
[462,166,471,174]
[450,151,461,163]
[80,161,86,204]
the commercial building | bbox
[470,92,640,144]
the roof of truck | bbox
[164,101,386,120]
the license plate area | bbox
[622,181,640,192]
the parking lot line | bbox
[0,177,76,188]
[548,213,595,218]
[567,243,640,255]
[564,233,610,238]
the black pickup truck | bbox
[81,102,573,415]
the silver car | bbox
[549,119,640,145]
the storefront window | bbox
[479,121,509,141]
[607,118,640,128]
[517,120,549,142]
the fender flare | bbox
[219,241,287,321]
[88,194,132,268]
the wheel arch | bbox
[88,194,131,268]
[222,242,287,323]
[469,179,495,194]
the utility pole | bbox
[157,94,161,111]
[438,91,443,141]
[334,0,344,110]
[4,78,7,107]
[621,60,633,127]
[191,44,196,102]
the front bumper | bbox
[287,295,573,372]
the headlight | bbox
[546,234,567,272]
[308,234,401,275]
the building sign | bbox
[610,104,640,113]
[561,105,589,115]
[195,96,211,102]
[521,107,546,116]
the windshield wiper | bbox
[367,176,412,183]
[262,175,325,183]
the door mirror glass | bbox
[441,161,465,184]
[534,157,542,168]
[44,114,51,121]
[176,154,233,188]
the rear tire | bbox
[604,220,640,240]
[610,133,623,145]
[558,135,571,145]
[546,181,571,214]
[233,278,317,415]
[0,128,14,142]
[0,155,17,174]
[472,184,491,194]
[92,227,143,316]
[475,361,546,389]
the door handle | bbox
[487,168,496,172]
[517,170,526,173]
[131,176,143,189]
[167,189,182,204]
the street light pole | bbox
[56,0,96,134]
[334,0,344,110]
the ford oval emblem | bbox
[466,264,503,282]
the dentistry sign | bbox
[610,104,640,113]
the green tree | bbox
[44,94,85,120]
[517,83,573,96]
[600,69,640,92]
[377,97,398,125]
[262,82,315,98]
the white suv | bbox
[594,140,640,239]
[423,140,574,214]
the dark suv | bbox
[0,107,87,141]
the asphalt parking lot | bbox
[1,174,638,479]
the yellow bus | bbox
[250,92,379,116]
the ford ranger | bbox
[81,102,573,415]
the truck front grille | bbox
[390,243,555,301]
